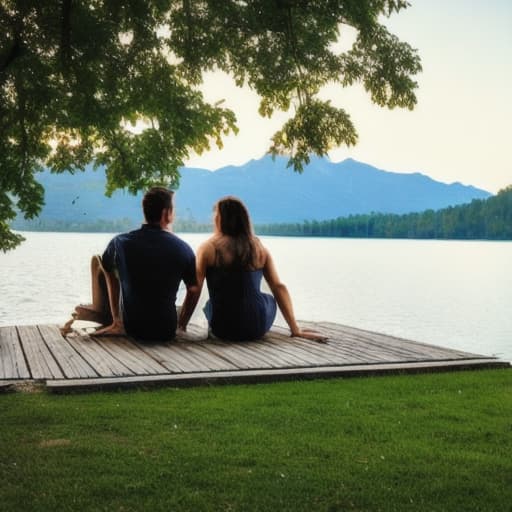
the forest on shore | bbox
[12,186,512,240]
[256,185,512,240]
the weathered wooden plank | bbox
[38,325,98,379]
[259,339,326,366]
[46,358,511,393]
[268,335,357,365]
[269,325,355,357]
[175,325,286,368]
[93,336,169,375]
[318,322,486,360]
[174,342,240,371]
[136,340,215,373]
[130,342,187,373]
[17,325,64,379]
[295,322,439,362]
[216,340,288,369]
[261,330,358,366]
[270,327,371,365]
[0,326,30,379]
[209,339,298,369]
[166,344,216,372]
[202,342,267,369]
[244,339,312,367]
[171,327,237,371]
[251,339,317,367]
[65,334,135,377]
[319,322,453,358]
[266,335,344,365]
[296,323,411,362]
[127,341,183,373]
[259,333,354,367]
[309,323,414,361]
[190,342,251,370]
[327,326,453,360]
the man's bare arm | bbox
[178,284,201,331]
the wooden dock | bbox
[0,321,509,392]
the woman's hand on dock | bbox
[291,328,328,343]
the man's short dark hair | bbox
[142,187,174,224]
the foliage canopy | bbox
[0,0,421,250]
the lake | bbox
[1,232,511,361]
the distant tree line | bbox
[256,186,512,240]
[10,217,138,233]
[12,186,511,240]
[10,216,213,234]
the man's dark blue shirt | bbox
[102,224,196,341]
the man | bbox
[64,187,200,341]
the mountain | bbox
[176,155,491,223]
[22,156,491,226]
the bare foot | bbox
[74,304,111,324]
[60,316,76,336]
[91,322,126,337]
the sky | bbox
[184,0,512,194]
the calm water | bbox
[1,232,511,361]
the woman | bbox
[195,196,327,342]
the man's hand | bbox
[178,284,201,331]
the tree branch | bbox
[14,74,29,178]
[60,0,72,72]
[0,37,21,74]
[284,6,307,105]
[0,7,22,75]
[183,0,194,68]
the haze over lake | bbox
[1,232,510,362]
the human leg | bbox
[75,255,112,322]
[61,255,117,335]
[90,262,125,336]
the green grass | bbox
[1,370,511,512]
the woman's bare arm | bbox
[262,249,327,342]
[196,239,216,288]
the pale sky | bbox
[185,0,512,194]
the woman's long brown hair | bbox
[216,196,256,269]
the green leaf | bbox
[0,0,420,249]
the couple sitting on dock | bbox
[64,187,326,343]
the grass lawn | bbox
[1,369,510,512]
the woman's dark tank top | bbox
[204,263,277,341]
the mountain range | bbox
[26,155,491,226]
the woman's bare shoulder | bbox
[252,236,269,268]
[197,236,217,260]
[200,233,223,244]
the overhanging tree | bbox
[0,0,421,250]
